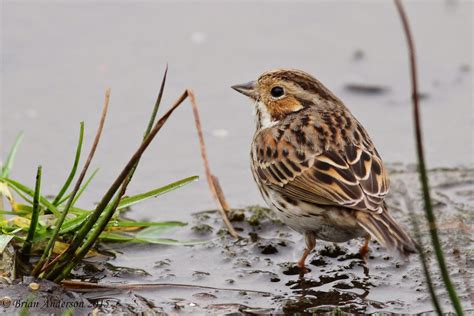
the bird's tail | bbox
[355,206,417,257]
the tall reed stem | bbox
[394,1,464,314]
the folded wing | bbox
[252,109,390,213]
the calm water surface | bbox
[1,1,472,219]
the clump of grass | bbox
[0,68,199,282]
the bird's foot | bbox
[297,247,312,276]
[297,261,309,276]
[358,235,371,264]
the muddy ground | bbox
[1,166,472,315]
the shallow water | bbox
[1,0,472,220]
[1,1,473,314]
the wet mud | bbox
[1,166,473,315]
[2,165,474,314]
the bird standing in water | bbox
[232,69,416,272]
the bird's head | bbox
[232,69,342,128]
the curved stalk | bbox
[394,1,464,314]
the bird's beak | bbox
[231,81,258,100]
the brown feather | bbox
[252,108,389,213]
[355,206,417,256]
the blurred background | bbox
[1,0,472,222]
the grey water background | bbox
[1,0,472,223]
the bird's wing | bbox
[251,109,389,213]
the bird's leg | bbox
[359,234,371,262]
[298,232,316,275]
[297,249,311,272]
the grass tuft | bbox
[0,68,201,283]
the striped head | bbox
[232,68,343,129]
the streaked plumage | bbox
[232,69,416,271]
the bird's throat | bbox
[255,101,278,130]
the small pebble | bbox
[29,282,40,291]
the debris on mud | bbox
[344,82,390,95]
[1,166,473,314]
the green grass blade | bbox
[0,209,30,216]
[1,228,24,236]
[107,223,180,237]
[107,220,186,228]
[52,123,84,206]
[33,168,99,277]
[118,176,198,210]
[0,132,24,217]
[136,238,207,245]
[50,89,189,282]
[13,204,33,212]
[57,168,99,206]
[1,178,60,217]
[99,231,206,245]
[21,166,42,255]
[1,132,24,177]
[66,206,92,215]
[3,185,33,205]
[144,65,168,138]
[135,225,181,238]
[98,232,135,242]
[59,213,90,235]
[38,90,111,279]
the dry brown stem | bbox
[187,90,239,238]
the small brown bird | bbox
[232,69,416,271]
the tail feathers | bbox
[356,209,417,257]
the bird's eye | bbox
[270,86,285,98]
